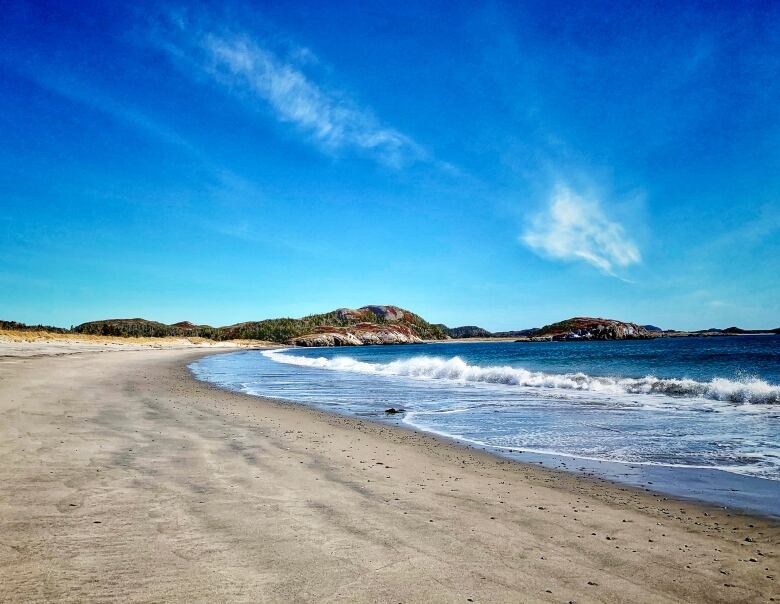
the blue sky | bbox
[1,0,778,330]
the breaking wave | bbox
[262,349,780,405]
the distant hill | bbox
[722,326,780,334]
[0,320,69,334]
[72,318,215,338]
[19,312,780,346]
[656,327,780,337]
[431,325,544,339]
[73,305,448,345]
[493,328,541,338]
[443,325,493,339]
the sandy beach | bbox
[0,342,777,603]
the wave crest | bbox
[261,350,780,405]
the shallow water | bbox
[191,336,780,516]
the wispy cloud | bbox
[157,17,423,167]
[521,186,641,277]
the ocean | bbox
[190,335,780,516]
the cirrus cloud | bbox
[154,13,423,168]
[522,186,641,276]
[202,34,421,166]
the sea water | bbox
[190,336,780,516]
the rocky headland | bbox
[527,317,652,341]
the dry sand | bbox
[0,342,777,603]
[0,329,274,355]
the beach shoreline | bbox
[1,342,778,602]
[193,349,779,517]
[197,344,780,518]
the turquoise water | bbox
[191,336,780,515]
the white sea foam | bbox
[262,349,780,405]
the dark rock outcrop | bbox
[494,328,541,338]
[445,325,493,339]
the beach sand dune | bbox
[0,344,777,602]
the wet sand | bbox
[0,344,778,602]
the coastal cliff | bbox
[290,323,423,346]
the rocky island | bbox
[527,317,652,341]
